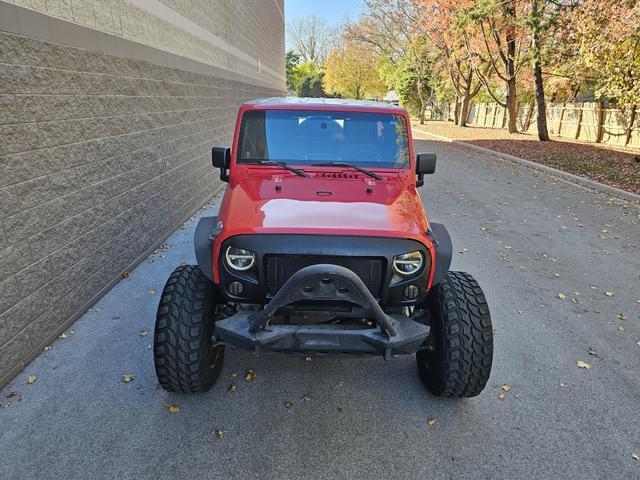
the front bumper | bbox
[215,264,430,358]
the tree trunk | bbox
[523,101,535,132]
[532,0,549,141]
[504,2,518,134]
[453,98,460,125]
[533,64,548,140]
[625,105,637,147]
[457,71,474,127]
[595,100,606,143]
[506,78,518,133]
[459,96,470,127]
[574,104,583,139]
[416,78,426,124]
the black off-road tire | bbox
[154,265,224,393]
[416,271,493,397]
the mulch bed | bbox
[413,121,640,195]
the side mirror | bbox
[416,153,436,187]
[212,147,231,182]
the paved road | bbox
[1,135,639,479]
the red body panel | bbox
[212,100,435,288]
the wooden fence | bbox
[426,102,640,149]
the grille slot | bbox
[264,255,385,297]
[318,172,359,179]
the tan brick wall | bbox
[0,1,284,385]
[7,0,285,89]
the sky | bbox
[285,0,365,48]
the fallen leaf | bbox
[58,333,67,340]
[618,326,624,331]
[5,391,17,398]
[112,314,121,320]
[498,393,505,400]
[427,417,437,427]
[26,375,37,384]
[501,384,511,392]
[576,360,591,369]
[121,374,135,383]
[302,394,312,401]
[636,341,640,347]
[604,291,615,297]
[213,429,224,438]
[553,272,560,278]
[245,369,256,381]
[148,289,156,296]
[492,329,498,336]
[558,293,567,300]
[138,330,150,337]
[284,401,293,409]
[122,271,129,278]
[226,384,237,393]
[305,356,312,362]
[335,380,344,388]
[560,383,568,388]
[588,349,598,356]
[1,401,11,409]
[459,247,469,254]
[589,284,598,290]
[180,261,188,267]
[167,404,180,413]
[230,372,238,379]
[632,453,640,462]
[515,394,522,400]
[617,313,627,321]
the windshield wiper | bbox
[256,160,309,177]
[310,162,383,181]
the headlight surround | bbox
[393,251,424,275]
[225,246,256,271]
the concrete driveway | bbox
[1,134,639,479]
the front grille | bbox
[264,255,385,297]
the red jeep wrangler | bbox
[154,98,493,397]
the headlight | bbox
[393,251,423,275]
[225,246,255,271]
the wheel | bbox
[416,271,493,397]
[154,265,225,393]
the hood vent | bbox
[317,172,359,179]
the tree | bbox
[298,73,326,97]
[286,50,301,93]
[324,39,387,99]
[464,0,531,133]
[286,58,324,96]
[379,54,433,116]
[565,0,640,106]
[287,15,336,67]
[414,0,484,126]
[529,0,549,140]
[349,0,435,122]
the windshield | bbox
[237,109,410,169]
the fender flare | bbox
[428,223,452,287]
[194,216,218,282]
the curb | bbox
[412,126,640,204]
